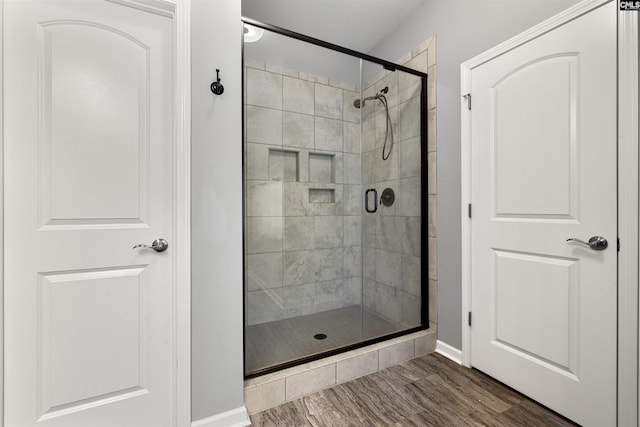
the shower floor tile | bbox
[245,305,399,375]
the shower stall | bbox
[242,19,428,377]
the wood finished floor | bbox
[250,353,579,427]
[246,305,400,374]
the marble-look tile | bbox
[399,177,421,217]
[427,65,436,110]
[245,379,285,414]
[343,246,362,278]
[343,91,361,124]
[315,248,344,281]
[428,195,436,237]
[371,282,402,324]
[406,49,429,74]
[283,112,314,150]
[246,217,283,254]
[399,137,421,179]
[411,35,433,60]
[376,216,402,253]
[247,288,283,325]
[378,339,415,369]
[246,105,283,145]
[343,153,362,185]
[414,332,437,357]
[375,249,402,289]
[375,105,399,151]
[344,276,362,305]
[314,216,343,249]
[329,79,358,92]
[401,254,421,297]
[361,112,376,154]
[376,146,399,182]
[336,351,378,383]
[247,252,283,291]
[343,122,361,154]
[363,246,376,280]
[283,283,316,318]
[401,292,421,327]
[428,238,437,281]
[299,71,329,85]
[283,182,311,216]
[428,152,436,195]
[395,50,413,67]
[315,117,343,152]
[398,96,421,142]
[343,215,362,246]
[244,58,265,70]
[315,84,343,120]
[316,279,345,312]
[283,217,314,251]
[343,185,362,216]
[362,150,376,184]
[310,184,344,217]
[401,216,421,257]
[265,63,284,75]
[429,279,438,325]
[283,250,316,286]
[281,66,299,78]
[247,68,283,109]
[427,37,437,67]
[428,109,436,153]
[283,76,314,115]
[285,364,336,400]
[245,142,270,181]
[246,180,283,217]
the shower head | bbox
[353,87,390,109]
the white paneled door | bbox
[5,1,177,426]
[469,2,616,426]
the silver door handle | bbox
[133,238,169,252]
[566,236,608,251]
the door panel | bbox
[4,1,175,425]
[470,2,616,426]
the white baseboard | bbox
[192,406,251,427]
[436,340,462,365]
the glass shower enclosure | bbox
[242,19,428,377]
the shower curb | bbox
[244,327,437,415]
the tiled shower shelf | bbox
[269,148,299,181]
[309,187,335,203]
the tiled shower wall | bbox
[244,61,364,325]
[361,37,437,330]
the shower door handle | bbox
[365,188,378,213]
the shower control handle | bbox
[566,236,608,251]
[365,188,378,213]
[133,238,169,253]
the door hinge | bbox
[468,203,472,218]
[468,311,472,327]
[463,93,472,110]
[618,237,620,252]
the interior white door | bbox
[4,1,176,426]
[470,2,616,426]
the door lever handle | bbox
[566,236,608,251]
[133,238,169,252]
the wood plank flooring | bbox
[250,353,579,426]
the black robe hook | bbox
[211,69,224,95]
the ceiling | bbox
[241,0,429,53]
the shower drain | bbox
[314,333,327,340]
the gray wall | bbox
[368,0,580,349]
[191,0,245,422]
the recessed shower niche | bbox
[243,19,429,377]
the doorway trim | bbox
[0,0,192,425]
[461,0,637,423]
